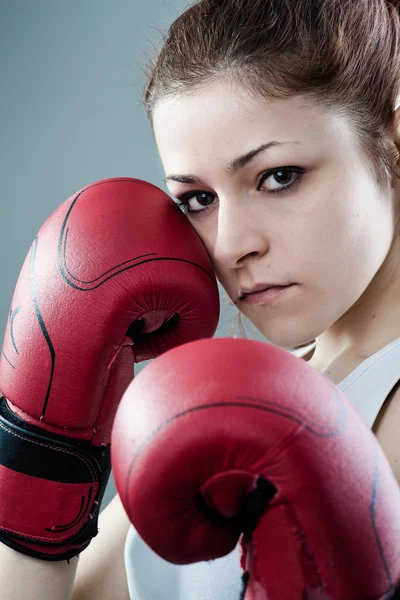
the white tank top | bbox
[124,336,400,600]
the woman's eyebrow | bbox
[164,140,302,184]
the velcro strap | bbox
[0,399,110,560]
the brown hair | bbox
[142,0,400,185]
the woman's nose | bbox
[212,199,269,268]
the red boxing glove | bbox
[0,177,219,561]
[112,337,400,600]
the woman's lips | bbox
[240,284,295,305]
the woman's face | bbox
[153,82,398,349]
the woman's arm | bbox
[72,493,131,600]
[0,543,79,600]
[0,494,131,600]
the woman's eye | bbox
[175,192,216,215]
[258,168,303,192]
[175,167,304,216]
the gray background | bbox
[1,0,302,509]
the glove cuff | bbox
[0,396,111,561]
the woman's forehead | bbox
[153,89,355,171]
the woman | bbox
[2,0,400,598]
